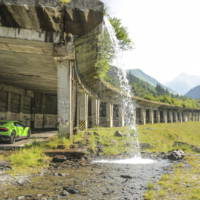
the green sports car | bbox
[0,121,31,144]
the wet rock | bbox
[167,150,185,160]
[114,131,123,137]
[63,186,80,194]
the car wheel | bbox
[9,131,16,144]
[27,129,31,138]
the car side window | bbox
[14,122,24,127]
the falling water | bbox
[94,17,156,164]
[104,16,141,157]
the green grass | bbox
[140,122,200,200]
[138,122,200,152]
[144,155,200,200]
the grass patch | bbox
[138,122,200,152]
[140,122,200,200]
[8,147,50,175]
[144,155,200,200]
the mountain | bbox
[127,69,160,87]
[185,85,200,99]
[166,73,200,95]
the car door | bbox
[14,122,25,137]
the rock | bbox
[52,155,67,163]
[0,161,11,170]
[60,190,69,196]
[57,145,66,149]
[114,131,123,137]
[167,150,185,160]
[120,175,133,179]
[16,196,25,200]
[140,143,154,150]
[93,132,99,136]
[63,186,80,194]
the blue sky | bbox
[102,0,200,84]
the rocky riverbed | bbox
[0,154,172,200]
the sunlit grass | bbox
[138,122,200,152]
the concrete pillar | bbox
[174,111,178,122]
[77,92,88,130]
[41,93,46,128]
[183,112,188,122]
[106,103,113,127]
[6,92,11,120]
[57,60,73,138]
[19,95,24,122]
[91,98,100,127]
[163,110,168,123]
[179,112,183,123]
[141,108,146,125]
[119,106,125,127]
[168,111,173,123]
[156,110,161,123]
[149,109,154,124]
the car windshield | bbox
[0,122,8,125]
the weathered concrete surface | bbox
[0,0,103,36]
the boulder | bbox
[114,131,123,137]
[167,150,185,161]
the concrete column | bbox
[106,103,113,127]
[163,110,168,123]
[174,112,178,122]
[91,98,100,127]
[179,112,183,123]
[183,112,188,122]
[19,95,24,122]
[140,108,146,125]
[156,110,161,123]
[149,109,154,124]
[119,106,125,127]
[57,60,73,138]
[169,111,173,123]
[6,92,11,120]
[77,92,88,130]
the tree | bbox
[109,17,133,50]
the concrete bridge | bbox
[0,0,199,138]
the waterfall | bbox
[103,16,141,158]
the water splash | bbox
[93,157,157,165]
[103,16,141,157]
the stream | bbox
[0,157,171,200]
